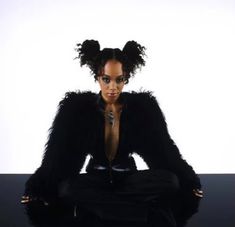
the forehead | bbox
[102,60,123,76]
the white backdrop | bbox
[1,0,234,173]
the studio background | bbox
[1,0,234,174]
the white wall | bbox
[1,0,234,173]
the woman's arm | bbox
[133,91,202,191]
[131,91,203,225]
[22,92,87,204]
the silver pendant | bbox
[107,110,115,127]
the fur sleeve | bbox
[134,91,202,190]
[24,92,87,201]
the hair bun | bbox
[74,39,146,83]
[74,39,100,66]
[122,40,146,74]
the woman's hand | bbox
[21,195,49,206]
[192,189,203,198]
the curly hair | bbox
[74,39,146,84]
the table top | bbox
[0,174,234,227]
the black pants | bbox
[58,169,180,226]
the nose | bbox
[109,80,118,90]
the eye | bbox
[102,77,110,84]
[116,76,125,84]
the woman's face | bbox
[97,60,125,104]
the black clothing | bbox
[85,90,139,175]
[58,169,179,225]
[23,89,202,226]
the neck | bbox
[100,92,123,112]
[101,92,121,106]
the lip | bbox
[107,93,118,97]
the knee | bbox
[58,179,71,199]
[167,171,180,193]
[152,169,180,193]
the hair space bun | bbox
[74,39,100,67]
[122,40,146,73]
[74,39,146,83]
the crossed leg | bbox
[58,168,179,225]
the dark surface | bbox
[0,174,235,227]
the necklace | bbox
[105,108,122,128]
[107,111,115,128]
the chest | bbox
[104,105,123,161]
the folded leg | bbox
[113,169,180,203]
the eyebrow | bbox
[103,74,124,78]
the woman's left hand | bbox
[193,189,203,198]
[21,195,49,206]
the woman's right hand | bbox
[21,195,32,204]
[21,195,49,206]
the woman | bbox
[21,40,203,227]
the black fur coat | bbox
[24,89,202,223]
